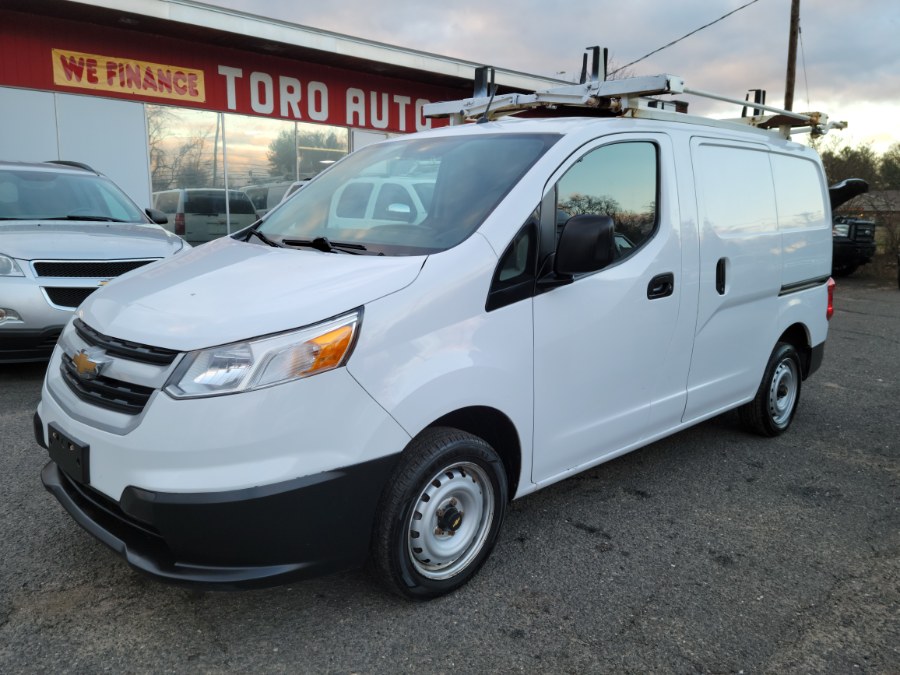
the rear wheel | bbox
[739,342,802,436]
[371,427,508,600]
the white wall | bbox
[0,87,152,208]
[351,129,392,151]
[0,88,59,160]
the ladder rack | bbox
[423,48,846,139]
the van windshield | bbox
[257,133,558,255]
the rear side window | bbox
[770,154,827,229]
[555,141,659,260]
[694,144,777,235]
[185,191,222,215]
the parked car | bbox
[36,75,853,600]
[0,160,187,363]
[828,178,875,276]
[152,188,258,245]
[243,181,294,216]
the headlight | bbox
[0,254,24,277]
[165,310,361,399]
[832,223,850,237]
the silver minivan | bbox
[0,161,187,362]
[152,188,258,246]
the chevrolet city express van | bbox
[36,106,838,599]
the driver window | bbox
[556,142,658,260]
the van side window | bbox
[555,142,658,261]
[694,144,777,235]
[373,183,416,222]
[770,154,827,230]
[486,217,538,312]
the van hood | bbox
[0,221,184,259]
[80,236,426,351]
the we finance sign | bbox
[52,49,206,103]
[46,44,449,133]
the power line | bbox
[609,0,762,75]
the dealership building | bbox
[0,0,562,212]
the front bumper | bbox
[0,327,63,362]
[832,241,876,267]
[40,452,398,589]
[1,271,89,361]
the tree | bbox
[879,142,900,192]
[267,127,348,179]
[558,193,620,218]
[817,138,879,188]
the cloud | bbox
[206,0,900,148]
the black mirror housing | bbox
[146,207,168,225]
[554,214,616,275]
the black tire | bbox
[739,342,802,437]
[370,427,508,600]
[832,263,858,277]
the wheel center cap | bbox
[438,506,463,532]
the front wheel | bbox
[739,342,802,436]
[371,427,508,600]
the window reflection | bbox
[147,104,349,234]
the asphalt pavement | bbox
[1,275,897,673]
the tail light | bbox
[174,212,185,236]
[826,277,835,320]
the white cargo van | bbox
[35,71,848,599]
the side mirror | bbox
[387,203,413,222]
[554,214,616,275]
[146,207,168,225]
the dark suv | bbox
[832,216,876,276]
[829,178,875,277]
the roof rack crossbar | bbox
[424,55,846,139]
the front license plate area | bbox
[48,424,90,484]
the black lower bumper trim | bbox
[808,342,825,378]
[0,327,62,363]
[41,452,399,590]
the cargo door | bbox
[682,139,781,422]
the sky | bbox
[200,0,899,153]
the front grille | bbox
[44,286,96,309]
[75,319,179,366]
[33,259,156,278]
[61,352,155,415]
[853,226,875,242]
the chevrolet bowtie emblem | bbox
[72,348,107,380]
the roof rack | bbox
[424,47,846,139]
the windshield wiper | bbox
[282,236,366,254]
[245,228,282,247]
[44,214,126,222]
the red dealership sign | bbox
[1,11,457,133]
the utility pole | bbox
[784,0,800,111]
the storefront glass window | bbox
[146,104,349,235]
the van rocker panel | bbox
[41,452,399,589]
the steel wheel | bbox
[740,341,803,437]
[406,461,494,580]
[768,356,799,429]
[371,427,508,599]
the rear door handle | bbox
[716,258,727,295]
[647,273,675,299]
